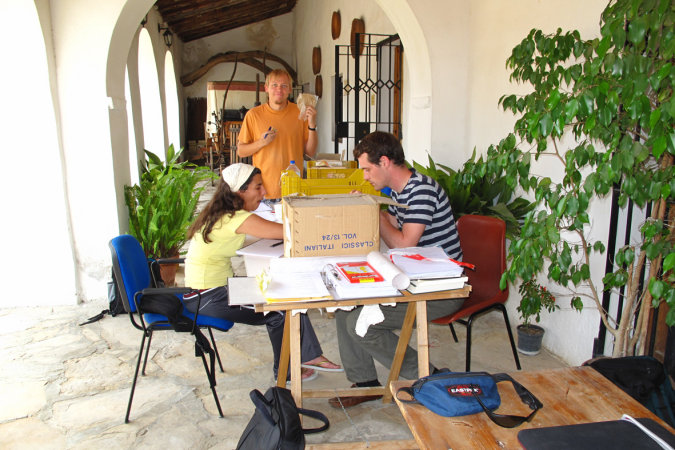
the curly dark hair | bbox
[187,168,261,243]
[353,131,405,166]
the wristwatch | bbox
[308,126,316,131]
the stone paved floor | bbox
[0,299,567,449]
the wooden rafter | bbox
[180,50,297,87]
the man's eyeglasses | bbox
[269,83,290,90]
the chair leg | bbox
[465,315,474,372]
[197,344,224,417]
[497,303,521,370]
[208,327,224,373]
[142,330,154,376]
[448,323,459,343]
[126,332,147,423]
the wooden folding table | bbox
[253,287,471,408]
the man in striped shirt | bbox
[330,131,465,409]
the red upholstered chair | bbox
[432,214,521,372]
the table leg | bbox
[416,300,429,378]
[276,311,291,388]
[289,311,302,407]
[383,302,417,403]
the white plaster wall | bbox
[391,0,470,167]
[461,0,610,365]
[49,0,130,303]
[0,0,76,306]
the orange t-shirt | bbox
[238,102,309,198]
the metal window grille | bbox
[334,33,403,159]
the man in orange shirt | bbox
[237,69,318,199]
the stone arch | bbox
[106,0,157,231]
[374,0,432,161]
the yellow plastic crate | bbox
[306,160,359,179]
[281,170,379,196]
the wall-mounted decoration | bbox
[312,47,321,75]
[331,11,341,40]
[350,18,365,58]
[315,75,323,98]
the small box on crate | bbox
[281,194,403,258]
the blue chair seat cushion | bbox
[182,308,234,331]
[143,313,172,327]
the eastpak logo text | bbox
[447,384,483,397]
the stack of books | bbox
[407,276,468,294]
[388,246,468,294]
[324,261,399,299]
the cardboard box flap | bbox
[283,193,407,208]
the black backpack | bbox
[237,387,329,450]
[585,356,675,426]
[79,261,164,326]
[79,269,126,325]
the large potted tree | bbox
[124,145,215,285]
[466,0,673,356]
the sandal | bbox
[301,357,344,372]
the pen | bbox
[271,240,283,247]
[264,126,272,138]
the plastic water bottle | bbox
[280,160,302,196]
[286,160,302,178]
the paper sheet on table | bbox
[264,271,332,302]
[253,201,277,222]
[228,277,265,306]
[236,238,284,258]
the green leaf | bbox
[546,89,561,110]
[663,252,675,273]
[565,99,579,118]
[653,136,666,158]
[650,279,665,299]
[627,16,647,45]
[540,114,553,136]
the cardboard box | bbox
[282,194,400,258]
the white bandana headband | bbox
[222,163,255,191]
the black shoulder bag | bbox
[237,386,329,450]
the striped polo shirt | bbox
[388,170,462,260]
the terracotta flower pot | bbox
[517,324,545,355]
[159,257,180,287]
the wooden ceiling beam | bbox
[180,50,297,87]
[156,0,297,43]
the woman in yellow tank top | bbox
[184,163,342,381]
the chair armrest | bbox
[156,257,186,265]
[141,286,193,296]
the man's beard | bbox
[270,96,287,107]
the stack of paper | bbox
[388,246,464,279]
[262,258,333,302]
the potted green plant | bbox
[466,1,673,357]
[516,278,559,355]
[124,145,215,285]
[411,152,535,240]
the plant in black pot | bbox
[516,278,559,355]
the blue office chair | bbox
[109,234,234,422]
